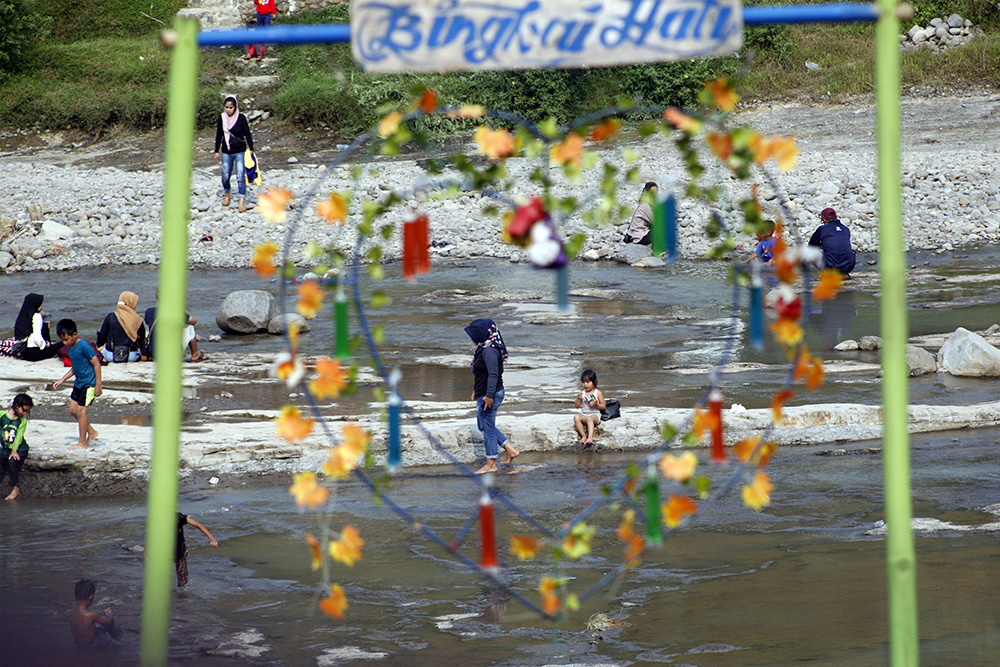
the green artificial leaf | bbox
[370,290,392,308]
[693,474,712,499]
[372,325,385,345]
[638,121,657,137]
[372,385,386,403]
[482,205,499,217]
[539,117,559,139]
[381,225,394,240]
[623,147,642,164]
[564,233,586,259]
[367,264,384,280]
[661,423,678,442]
[366,246,383,262]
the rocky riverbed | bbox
[1,92,999,273]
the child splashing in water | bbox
[574,369,605,446]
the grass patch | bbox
[26,0,188,42]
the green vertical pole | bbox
[140,17,199,666]
[875,1,919,664]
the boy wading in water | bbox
[53,319,102,448]
[175,512,218,587]
[69,579,124,649]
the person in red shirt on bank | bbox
[244,0,277,62]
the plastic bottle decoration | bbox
[652,193,677,259]
[402,213,430,281]
[387,369,402,473]
[749,267,764,351]
[708,388,726,463]
[645,465,663,545]
[479,483,499,572]
[556,266,569,310]
[334,286,350,360]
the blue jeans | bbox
[220,151,246,196]
[253,13,272,54]
[476,389,507,459]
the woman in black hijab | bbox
[465,319,520,475]
[13,293,63,361]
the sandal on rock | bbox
[242,54,253,60]
[189,353,209,362]
[222,192,230,207]
[255,55,264,62]
[238,202,247,213]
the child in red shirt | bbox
[244,0,277,61]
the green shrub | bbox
[0,0,50,79]
[25,0,188,42]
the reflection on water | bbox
[2,430,998,666]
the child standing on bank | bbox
[53,319,102,449]
[574,369,606,446]
[69,579,124,649]
[1,393,33,500]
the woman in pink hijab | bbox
[213,95,254,212]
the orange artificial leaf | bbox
[322,424,370,478]
[733,436,776,467]
[257,187,293,223]
[662,493,698,528]
[663,107,703,133]
[804,357,825,391]
[277,405,314,443]
[446,105,485,119]
[550,132,584,167]
[473,126,515,160]
[329,525,364,566]
[305,532,323,570]
[772,135,799,171]
[692,408,718,442]
[510,535,539,561]
[316,191,348,225]
[705,77,739,112]
[589,118,621,142]
[742,471,774,510]
[318,584,347,620]
[289,470,328,508]
[378,111,403,138]
[707,131,733,160]
[792,350,811,381]
[616,509,636,542]
[659,451,698,483]
[813,269,844,301]
[773,254,797,284]
[297,280,325,319]
[310,356,347,399]
[274,351,305,387]
[771,388,794,423]
[770,318,804,346]
[539,577,561,616]
[416,89,438,114]
[252,241,279,276]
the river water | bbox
[1,251,999,665]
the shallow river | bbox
[1,251,999,665]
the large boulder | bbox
[267,313,310,335]
[906,345,937,376]
[216,290,279,334]
[612,243,652,265]
[937,328,1000,377]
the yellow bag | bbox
[244,149,261,186]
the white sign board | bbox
[351,0,744,72]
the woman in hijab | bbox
[465,319,520,475]
[13,293,63,361]
[213,94,254,213]
[96,292,146,363]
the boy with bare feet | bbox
[1,393,33,500]
[54,319,102,448]
[574,369,605,446]
[69,579,123,649]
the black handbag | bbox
[111,343,130,363]
[601,399,621,420]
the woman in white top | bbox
[13,293,63,361]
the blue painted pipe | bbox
[195,4,879,48]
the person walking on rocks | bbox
[808,207,856,277]
[96,291,145,363]
[1,393,33,500]
[214,95,254,213]
[623,182,657,245]
[465,319,519,475]
[54,319,102,449]
[243,0,277,62]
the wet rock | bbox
[267,313,309,335]
[905,345,937,376]
[833,339,859,351]
[612,243,652,264]
[216,290,278,334]
[858,335,881,351]
[937,327,1000,376]
[633,255,667,268]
